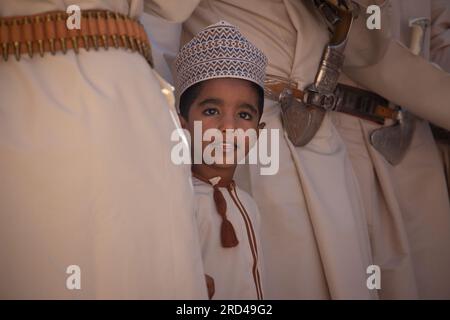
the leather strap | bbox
[264,77,398,125]
[264,74,305,101]
[265,82,305,101]
[0,10,152,65]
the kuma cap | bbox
[174,20,268,99]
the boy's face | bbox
[180,78,264,169]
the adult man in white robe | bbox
[429,0,450,195]
[0,0,207,299]
[334,0,450,298]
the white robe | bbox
[336,0,450,299]
[193,176,264,300]
[430,0,450,207]
[0,0,206,299]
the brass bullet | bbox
[34,16,44,57]
[121,35,128,49]
[95,12,108,50]
[24,18,33,58]
[83,35,90,51]
[60,38,67,54]
[49,38,56,55]
[38,39,44,57]
[91,35,99,51]
[14,42,21,61]
[72,37,79,54]
[2,43,8,62]
[128,36,136,51]
[89,12,98,51]
[111,35,119,49]
[26,41,33,58]
[106,13,118,48]
[102,35,108,50]
[142,43,148,58]
[56,13,67,54]
[115,13,127,49]
[137,39,144,55]
[10,19,21,61]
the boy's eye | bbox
[202,108,219,116]
[238,112,253,120]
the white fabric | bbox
[0,0,207,299]
[193,177,264,300]
[141,12,181,84]
[336,0,450,299]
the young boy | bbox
[174,21,268,300]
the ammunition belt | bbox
[0,10,152,65]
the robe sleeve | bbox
[430,0,450,72]
[343,0,450,130]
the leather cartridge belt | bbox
[265,76,397,125]
[0,10,152,66]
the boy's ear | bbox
[178,114,188,129]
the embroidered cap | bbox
[174,20,268,100]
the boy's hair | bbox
[179,80,264,120]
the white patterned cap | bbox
[174,21,268,100]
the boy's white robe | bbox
[193,177,264,300]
